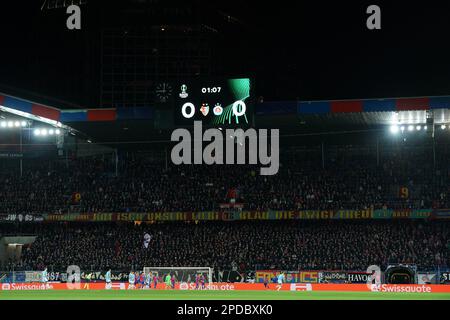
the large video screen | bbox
[174,78,252,127]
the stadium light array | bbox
[389,124,450,135]
[389,123,449,135]
[0,120,29,128]
[390,125,399,134]
[33,127,62,137]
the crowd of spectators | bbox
[1,220,449,272]
[0,146,448,214]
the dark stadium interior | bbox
[0,0,449,292]
[2,1,450,105]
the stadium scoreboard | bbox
[173,78,253,127]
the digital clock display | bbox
[201,87,221,94]
[174,78,252,127]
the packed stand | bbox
[0,146,448,214]
[1,220,449,272]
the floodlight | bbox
[390,125,399,134]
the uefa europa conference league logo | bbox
[171,121,279,176]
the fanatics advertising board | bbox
[255,270,319,283]
[1,282,450,293]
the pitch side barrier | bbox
[2,270,449,284]
[1,282,450,293]
[254,270,450,285]
[0,270,246,284]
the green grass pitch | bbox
[1,290,450,300]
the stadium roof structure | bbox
[1,90,449,146]
[257,98,450,130]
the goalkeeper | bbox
[164,273,172,289]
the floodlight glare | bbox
[424,126,428,131]
[400,126,405,132]
[390,125,399,134]
[416,125,421,131]
[41,129,48,136]
[407,125,414,131]
[14,121,20,127]
[34,129,41,136]
[55,129,61,135]
[441,125,447,130]
[7,121,13,128]
[21,121,27,127]
[0,121,6,128]
[49,129,54,135]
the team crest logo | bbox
[200,103,209,116]
[213,103,223,116]
[179,84,188,98]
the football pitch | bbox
[1,290,450,300]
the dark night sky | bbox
[1,1,450,105]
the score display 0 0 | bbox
[181,100,246,119]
